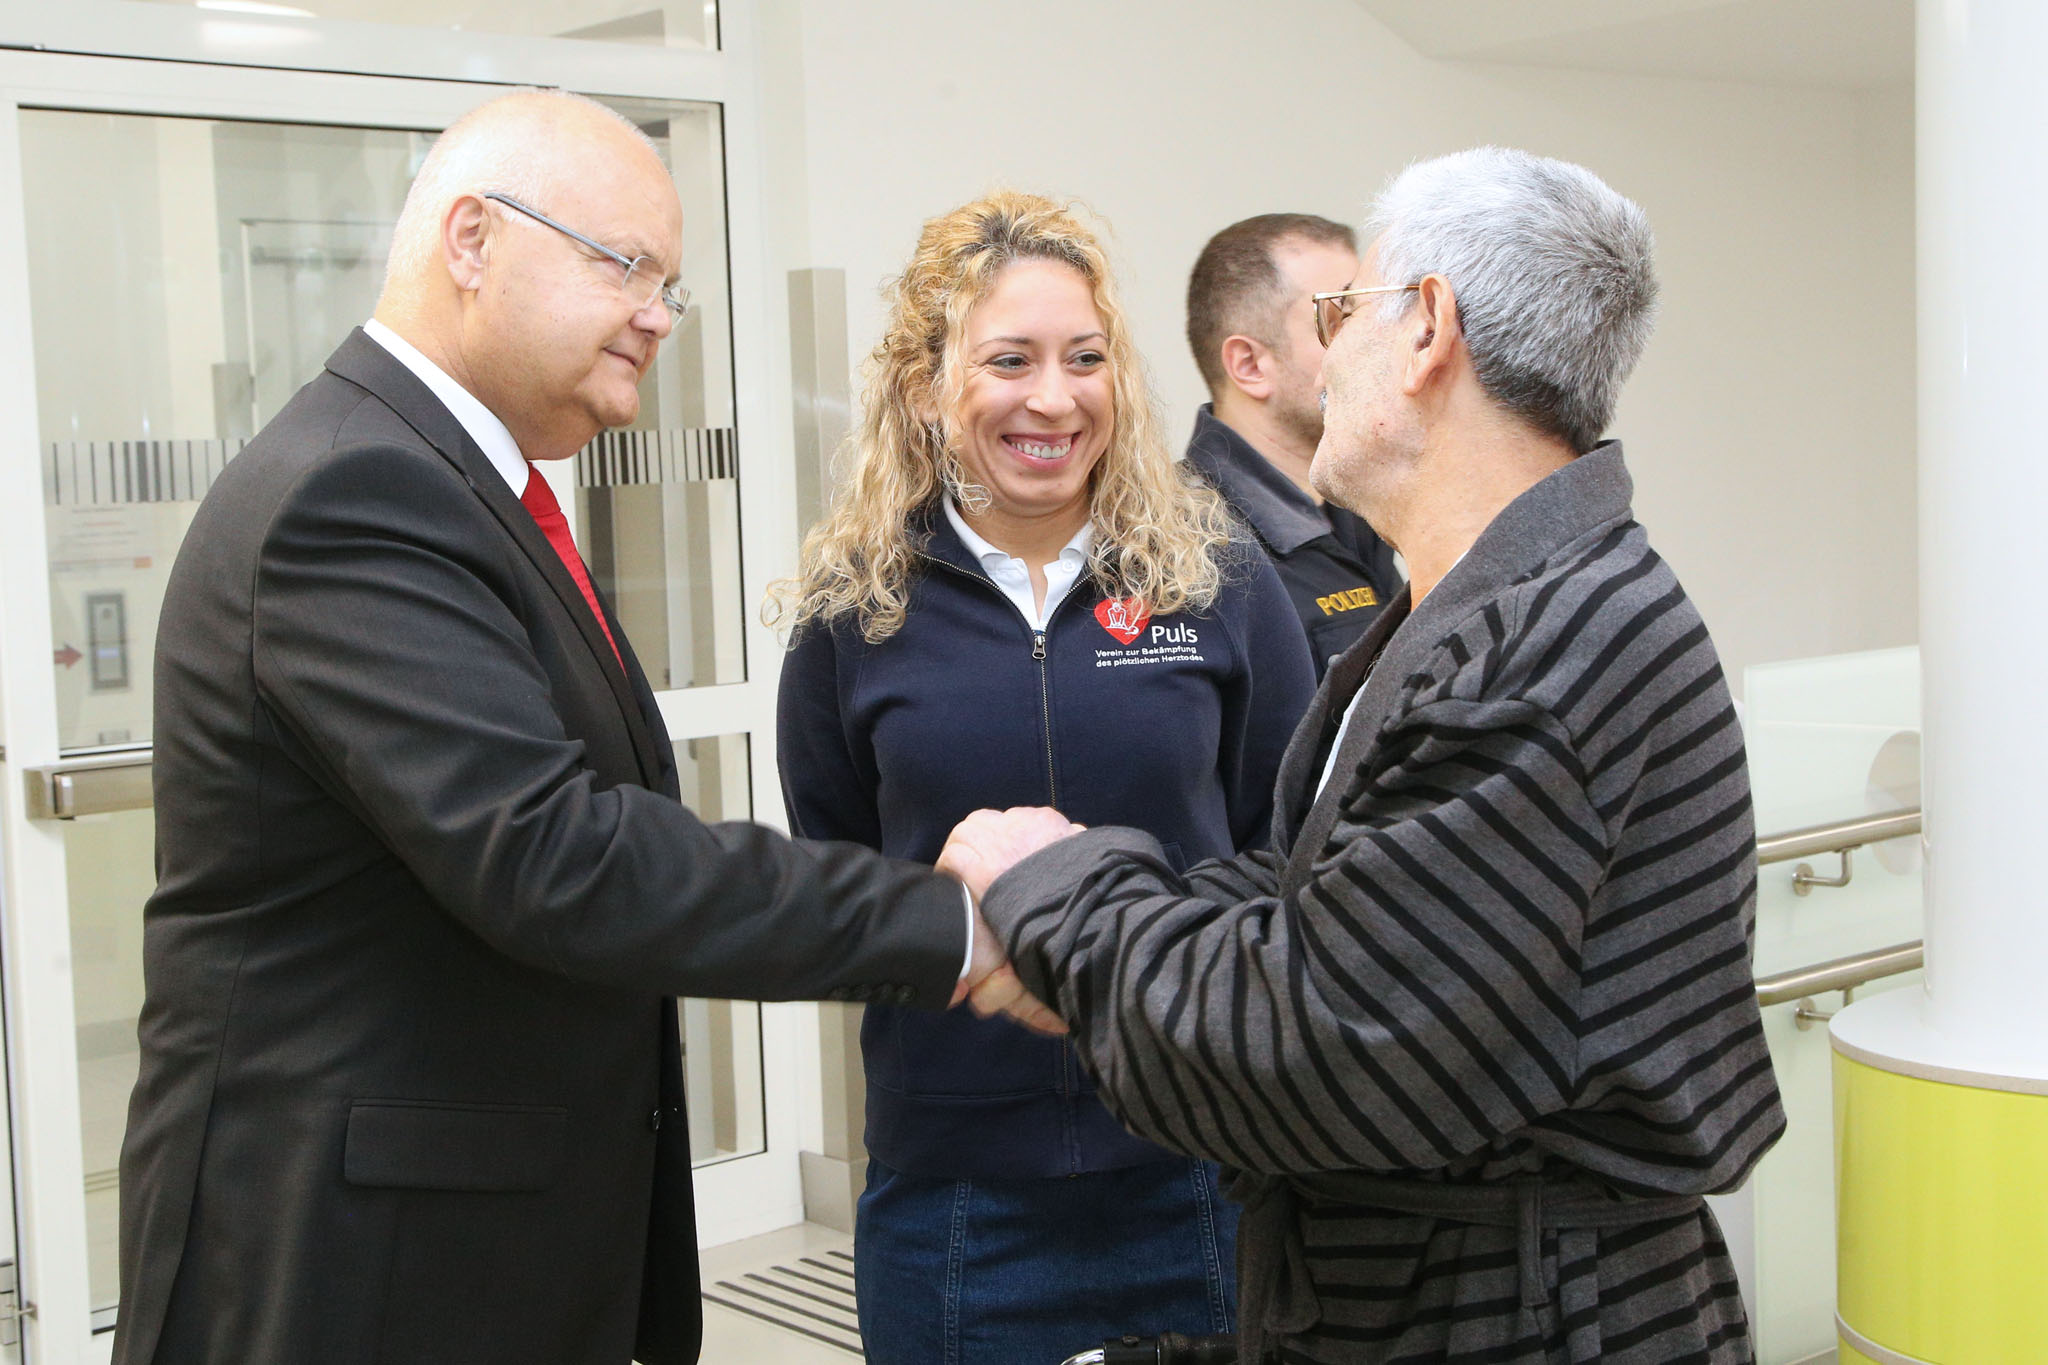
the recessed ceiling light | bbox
[196,1,317,16]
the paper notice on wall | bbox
[49,505,154,571]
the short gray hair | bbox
[1367,147,1657,452]
[384,88,657,284]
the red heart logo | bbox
[1093,597,1151,645]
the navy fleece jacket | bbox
[776,509,1314,1179]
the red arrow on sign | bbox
[54,644,81,669]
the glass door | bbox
[0,9,801,1353]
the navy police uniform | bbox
[1182,403,1402,679]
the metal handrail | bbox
[1755,808,1920,865]
[1750,807,1926,1013]
[1755,941,1923,1008]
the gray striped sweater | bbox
[981,444,1785,1364]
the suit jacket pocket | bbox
[344,1098,569,1192]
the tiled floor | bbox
[696,1222,864,1365]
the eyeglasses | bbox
[1311,284,1420,348]
[483,191,691,323]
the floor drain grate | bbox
[702,1248,863,1357]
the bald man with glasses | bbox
[114,89,1054,1365]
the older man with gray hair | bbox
[949,147,1786,1362]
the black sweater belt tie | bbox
[1230,1168,1705,1362]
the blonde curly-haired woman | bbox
[772,192,1314,1365]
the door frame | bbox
[0,3,806,1356]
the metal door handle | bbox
[22,752,152,819]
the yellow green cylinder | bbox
[1833,1046,2048,1362]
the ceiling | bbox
[1352,0,1914,91]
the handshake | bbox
[937,805,1085,1038]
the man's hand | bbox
[938,806,1082,1036]
[936,806,1082,902]
[956,911,1066,1035]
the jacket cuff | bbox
[979,826,1164,969]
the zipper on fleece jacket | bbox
[928,556,1079,812]
[1033,630,1057,810]
[927,558,1093,1123]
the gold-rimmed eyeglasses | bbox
[1311,284,1420,348]
[484,191,692,323]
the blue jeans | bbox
[854,1157,1238,1365]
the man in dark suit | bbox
[114,90,1055,1365]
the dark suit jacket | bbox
[113,330,964,1365]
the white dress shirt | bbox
[943,500,1096,631]
[363,318,530,496]
[1315,552,1461,799]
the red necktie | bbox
[519,467,625,672]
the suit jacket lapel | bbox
[323,329,670,788]
[461,462,671,789]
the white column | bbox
[1910,0,2048,1069]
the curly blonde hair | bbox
[767,190,1234,642]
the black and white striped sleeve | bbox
[981,695,1606,1176]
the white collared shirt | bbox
[1316,681,1371,802]
[943,500,1096,631]
[363,318,530,497]
[1315,550,1462,799]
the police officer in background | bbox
[1183,213,1402,678]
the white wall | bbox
[756,0,1918,686]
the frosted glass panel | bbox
[1746,645,1923,975]
[1741,646,1922,1364]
